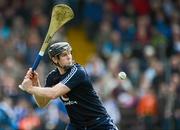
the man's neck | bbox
[57,67,66,75]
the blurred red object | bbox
[136,91,158,117]
[19,115,41,130]
[132,0,151,15]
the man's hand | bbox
[21,78,33,92]
[19,68,40,92]
[30,69,40,86]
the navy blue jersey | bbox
[45,64,109,127]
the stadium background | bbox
[0,0,179,130]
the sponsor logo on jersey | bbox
[61,94,78,105]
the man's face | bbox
[56,50,73,68]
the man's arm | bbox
[19,69,70,108]
[32,72,51,108]
[22,78,71,99]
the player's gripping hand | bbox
[20,68,40,92]
[20,68,33,91]
[28,68,40,86]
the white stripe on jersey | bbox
[61,65,78,84]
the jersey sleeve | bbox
[60,66,86,89]
[44,70,56,87]
[45,74,53,87]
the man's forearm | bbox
[25,83,70,100]
[27,87,57,99]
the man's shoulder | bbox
[70,63,88,80]
[72,63,86,73]
[47,68,59,78]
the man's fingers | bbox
[33,71,38,78]
[25,73,32,78]
[26,68,34,75]
[24,68,39,83]
[33,71,38,75]
[25,68,35,79]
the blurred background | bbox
[0,0,179,130]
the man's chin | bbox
[63,63,73,70]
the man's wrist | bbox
[26,86,34,94]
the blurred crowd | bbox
[0,0,179,130]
